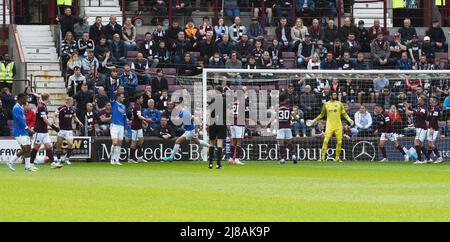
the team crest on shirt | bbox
[118,106,126,113]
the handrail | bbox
[12,25,25,63]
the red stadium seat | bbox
[283,59,296,69]
[282,52,296,59]
[127,51,138,59]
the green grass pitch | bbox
[1,161,450,222]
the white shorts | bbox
[58,130,74,142]
[427,130,439,142]
[182,130,197,140]
[33,133,52,145]
[15,136,31,146]
[131,129,144,141]
[231,126,246,139]
[415,128,427,143]
[277,128,293,140]
[380,133,398,142]
[110,124,125,140]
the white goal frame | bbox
[201,69,450,143]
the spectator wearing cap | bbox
[389,32,407,62]
[296,32,315,68]
[321,19,338,49]
[248,17,263,41]
[340,17,359,41]
[368,19,387,41]
[356,20,370,52]
[342,33,361,59]
[370,32,393,69]
[276,17,293,51]
[426,19,447,52]
[291,18,309,47]
[422,36,436,62]
[398,18,417,44]
[229,17,247,42]
[407,34,421,64]
[314,40,328,61]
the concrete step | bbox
[35,88,67,95]
[27,63,61,71]
[19,31,53,38]
[20,36,54,42]
[34,76,65,82]
[36,81,66,89]
[80,0,119,7]
[17,25,51,30]
[23,47,58,55]
[27,70,62,76]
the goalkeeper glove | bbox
[348,119,354,127]
[51,124,60,132]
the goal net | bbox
[173,69,450,162]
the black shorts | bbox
[209,125,227,140]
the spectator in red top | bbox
[387,105,403,133]
[406,78,422,93]
[24,105,36,130]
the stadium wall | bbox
[92,137,450,162]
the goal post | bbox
[188,68,450,161]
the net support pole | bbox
[202,69,208,146]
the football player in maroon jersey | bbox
[129,95,152,163]
[268,93,298,164]
[406,96,430,164]
[30,93,61,169]
[55,97,83,165]
[374,105,409,162]
[426,96,443,163]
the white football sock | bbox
[9,155,19,164]
[114,146,121,162]
[24,157,31,169]
[171,144,180,158]
[199,140,209,148]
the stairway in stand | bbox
[16,25,67,116]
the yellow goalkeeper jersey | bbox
[314,100,351,130]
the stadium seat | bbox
[190,52,200,59]
[283,59,296,69]
[436,52,448,60]
[282,52,296,59]
[136,34,145,42]
[127,51,138,59]
[136,85,146,92]
[387,35,394,42]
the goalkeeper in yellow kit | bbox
[307,93,354,162]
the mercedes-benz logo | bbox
[352,141,376,161]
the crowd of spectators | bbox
[4,3,449,139]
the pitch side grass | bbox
[1,161,450,221]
